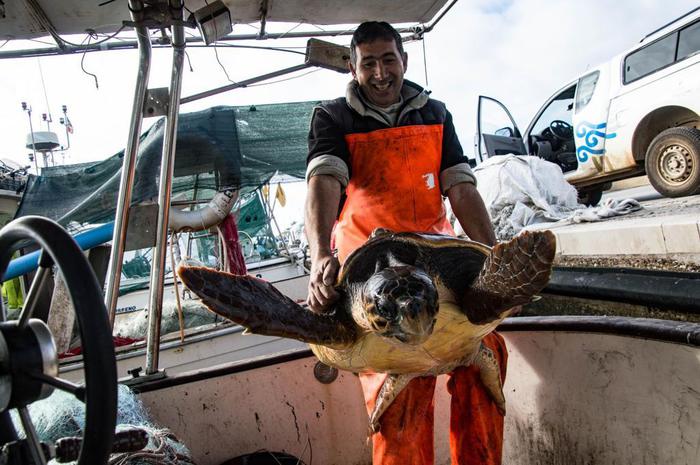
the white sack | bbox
[456,155,641,240]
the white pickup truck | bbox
[476,7,700,205]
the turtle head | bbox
[360,266,438,345]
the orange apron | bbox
[332,124,505,465]
[333,125,454,263]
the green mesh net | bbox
[16,101,317,226]
[13,384,195,464]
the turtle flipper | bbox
[474,343,506,415]
[368,373,418,435]
[462,230,556,324]
[177,265,357,348]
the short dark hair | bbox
[350,21,404,64]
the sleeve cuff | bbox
[440,162,477,194]
[306,154,349,187]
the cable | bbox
[80,34,100,89]
[53,25,127,48]
[27,38,56,46]
[184,49,194,72]
[201,0,235,83]
[36,58,52,123]
[277,21,303,39]
[213,43,236,83]
[189,42,306,56]
[246,68,320,87]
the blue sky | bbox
[478,0,515,15]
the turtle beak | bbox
[380,299,435,345]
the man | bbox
[304,21,506,465]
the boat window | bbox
[677,20,700,60]
[574,71,599,114]
[530,85,576,136]
[624,32,677,83]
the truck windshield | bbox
[530,85,576,136]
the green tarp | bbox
[16,102,317,227]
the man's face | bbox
[350,39,407,107]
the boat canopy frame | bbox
[0,0,457,379]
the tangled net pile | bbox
[15,384,195,464]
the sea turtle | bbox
[177,229,556,432]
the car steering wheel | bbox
[0,216,117,464]
[549,120,574,141]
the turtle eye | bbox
[371,317,389,332]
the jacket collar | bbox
[345,80,430,126]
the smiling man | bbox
[304,21,504,465]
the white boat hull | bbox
[133,318,700,465]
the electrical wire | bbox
[277,21,304,39]
[36,58,52,123]
[80,34,100,89]
[213,44,235,84]
[52,25,127,48]
[27,38,56,46]
[245,68,321,87]
[184,49,194,72]
[201,0,236,83]
[189,42,306,56]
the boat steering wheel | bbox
[0,216,117,464]
[549,120,574,141]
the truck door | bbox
[569,65,614,179]
[475,96,526,162]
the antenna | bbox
[21,101,38,172]
[21,100,73,172]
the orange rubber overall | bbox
[333,125,506,464]
[334,125,454,262]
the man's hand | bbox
[305,175,342,314]
[307,254,341,313]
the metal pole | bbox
[0,27,393,60]
[180,63,310,104]
[26,108,38,172]
[145,7,185,375]
[104,0,151,327]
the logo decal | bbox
[575,121,617,163]
[422,173,436,190]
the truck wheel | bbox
[645,127,700,197]
[578,188,603,206]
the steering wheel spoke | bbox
[17,265,52,329]
[26,372,86,403]
[18,407,48,465]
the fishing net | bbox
[15,101,317,228]
[12,384,195,464]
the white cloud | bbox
[419,0,699,154]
